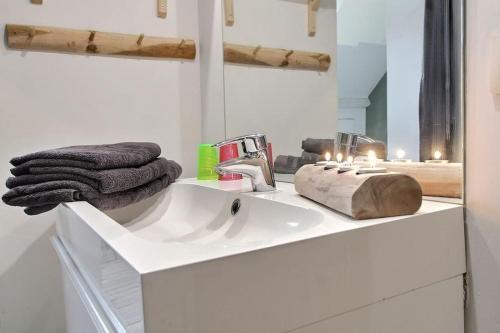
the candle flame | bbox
[396,149,406,159]
[336,152,343,163]
[434,150,442,160]
[368,150,377,168]
[347,155,354,164]
[325,152,331,162]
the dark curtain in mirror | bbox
[419,0,461,162]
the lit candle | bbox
[357,150,387,174]
[336,152,343,163]
[391,149,412,163]
[338,155,356,174]
[316,151,336,167]
[425,150,449,164]
[368,150,377,168]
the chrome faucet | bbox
[213,134,276,192]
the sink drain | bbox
[231,199,241,216]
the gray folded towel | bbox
[7,158,180,194]
[300,151,322,165]
[24,204,59,216]
[3,141,183,215]
[301,138,335,155]
[10,142,161,174]
[4,175,174,215]
[274,155,302,174]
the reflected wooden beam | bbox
[224,42,330,71]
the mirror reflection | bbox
[220,0,463,201]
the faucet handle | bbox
[213,133,268,154]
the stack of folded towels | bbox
[2,142,182,215]
[274,138,335,174]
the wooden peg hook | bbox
[88,31,96,42]
[157,0,167,18]
[224,0,235,26]
[253,45,262,57]
[137,34,145,46]
[308,0,320,36]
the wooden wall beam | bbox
[5,24,196,60]
[224,42,330,71]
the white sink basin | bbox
[55,178,465,333]
[107,183,323,246]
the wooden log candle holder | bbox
[224,43,331,71]
[294,165,423,220]
[5,24,196,60]
[379,162,463,199]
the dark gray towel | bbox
[8,158,181,194]
[24,204,59,216]
[300,151,321,165]
[4,175,174,215]
[3,180,100,206]
[10,142,161,172]
[274,155,301,174]
[6,173,100,189]
[301,138,335,155]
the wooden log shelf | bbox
[294,164,423,220]
[5,24,196,60]
[224,42,331,71]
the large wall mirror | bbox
[203,0,464,202]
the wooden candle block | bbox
[379,162,463,199]
[294,165,422,220]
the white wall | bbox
[198,0,226,144]
[465,0,500,332]
[337,98,369,135]
[337,0,386,47]
[222,0,337,157]
[385,0,424,160]
[0,1,201,331]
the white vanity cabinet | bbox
[53,238,120,333]
[53,179,466,333]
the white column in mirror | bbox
[386,0,425,161]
